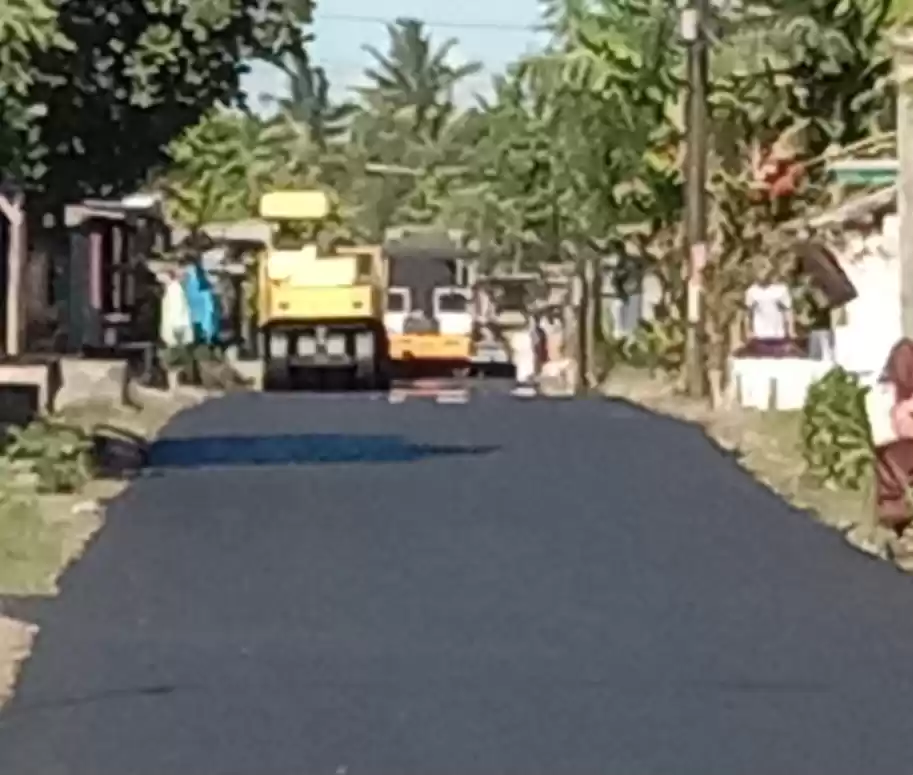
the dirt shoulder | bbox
[603,366,882,552]
[0,386,207,710]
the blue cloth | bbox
[182,264,220,344]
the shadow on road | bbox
[147,433,499,469]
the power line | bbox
[317,12,543,32]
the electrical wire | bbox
[317,12,543,32]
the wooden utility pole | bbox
[893,33,913,338]
[682,0,710,396]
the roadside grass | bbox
[0,389,198,597]
[0,497,63,596]
[0,385,206,710]
[604,366,874,542]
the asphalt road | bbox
[2,386,913,774]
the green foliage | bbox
[358,18,482,131]
[1,0,312,211]
[161,108,276,226]
[611,319,686,375]
[0,0,68,176]
[344,18,484,239]
[468,0,683,261]
[272,50,357,149]
[800,367,874,491]
[688,0,897,391]
[3,419,93,494]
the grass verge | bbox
[0,390,202,597]
[0,386,208,710]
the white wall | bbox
[833,215,901,381]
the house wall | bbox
[833,215,901,380]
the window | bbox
[355,253,372,281]
[437,292,469,313]
[387,290,409,312]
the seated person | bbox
[873,339,913,540]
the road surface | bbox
[2,386,913,774]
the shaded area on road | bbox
[148,433,499,468]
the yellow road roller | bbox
[257,190,391,390]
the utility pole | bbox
[893,33,913,339]
[681,0,710,396]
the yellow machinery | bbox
[383,227,476,374]
[257,190,391,390]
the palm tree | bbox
[357,18,482,131]
[340,19,485,237]
[275,49,357,149]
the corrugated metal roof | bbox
[171,219,270,244]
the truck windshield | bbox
[437,292,468,313]
[387,290,408,312]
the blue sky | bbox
[242,0,548,109]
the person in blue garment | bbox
[181,258,220,346]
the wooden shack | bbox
[63,197,169,354]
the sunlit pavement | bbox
[2,387,913,774]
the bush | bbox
[612,319,685,375]
[2,419,94,494]
[800,367,873,491]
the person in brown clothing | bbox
[873,339,913,567]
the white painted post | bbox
[893,34,913,338]
[0,192,26,356]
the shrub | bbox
[800,367,873,491]
[613,319,685,375]
[3,420,94,494]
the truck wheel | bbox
[263,360,288,391]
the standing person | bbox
[159,267,192,391]
[510,312,538,394]
[182,258,220,347]
[532,311,547,376]
[739,265,799,357]
[541,307,564,362]
[159,267,192,348]
[540,306,572,393]
[871,339,913,569]
[805,286,836,362]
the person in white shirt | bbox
[741,268,800,357]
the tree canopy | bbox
[0,0,312,213]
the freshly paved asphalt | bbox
[2,386,913,774]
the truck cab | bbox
[383,227,476,373]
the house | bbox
[730,165,898,410]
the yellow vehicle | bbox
[383,227,476,374]
[257,190,390,390]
